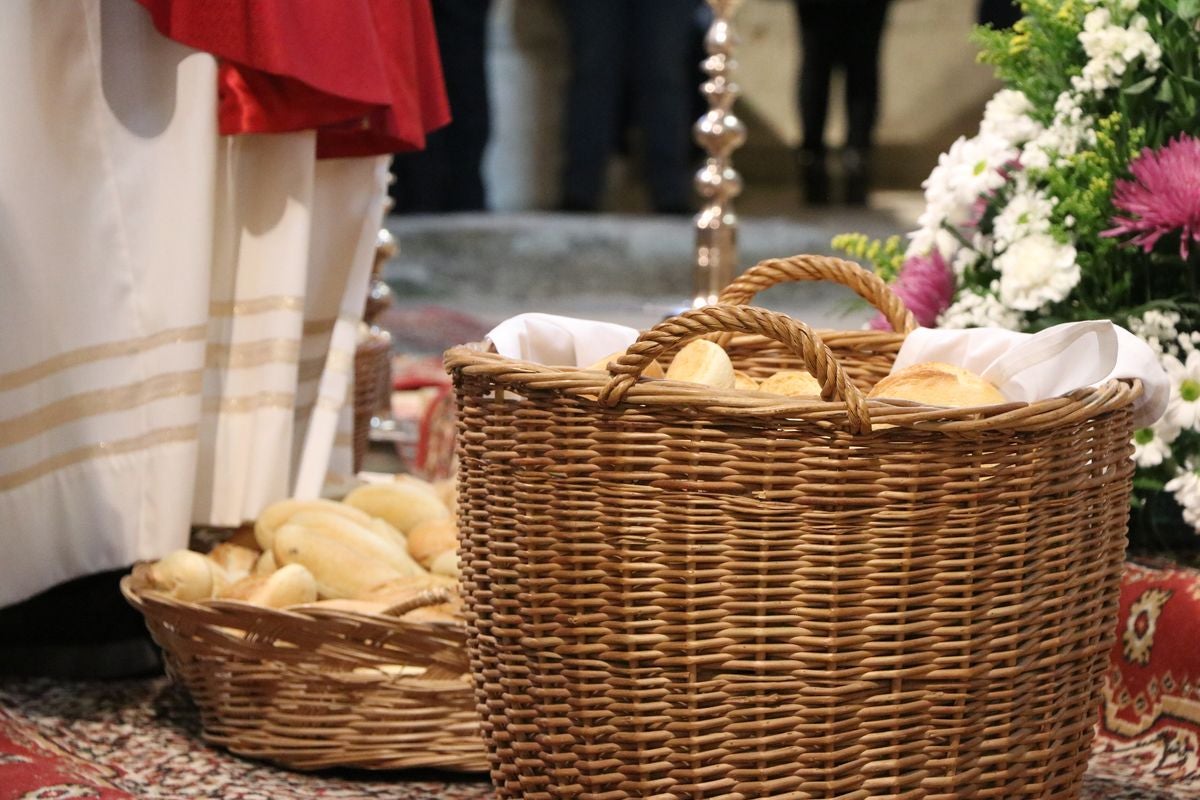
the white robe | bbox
[0,0,387,605]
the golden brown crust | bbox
[868,361,1006,407]
[664,339,735,389]
[757,370,822,398]
[405,518,458,568]
[732,371,759,392]
[207,542,259,582]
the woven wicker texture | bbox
[354,330,392,472]
[446,302,1138,800]
[716,255,916,392]
[121,569,487,772]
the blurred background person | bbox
[793,0,893,207]
[391,0,493,213]
[558,0,700,215]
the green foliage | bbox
[975,1,1088,114]
[1039,113,1145,315]
[831,233,906,282]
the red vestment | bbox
[134,0,451,158]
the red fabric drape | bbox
[133,0,451,158]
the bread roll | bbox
[343,482,449,535]
[254,550,277,576]
[226,525,259,551]
[395,473,441,496]
[218,575,262,600]
[254,498,375,551]
[429,549,459,579]
[584,352,665,378]
[148,550,215,601]
[733,371,759,392]
[207,542,259,582]
[405,517,458,568]
[209,565,231,597]
[868,362,1006,408]
[758,370,822,398]
[366,518,410,552]
[361,575,459,607]
[218,564,318,608]
[287,510,426,578]
[272,524,404,599]
[402,603,462,624]
[432,477,457,514]
[255,564,317,607]
[664,340,735,390]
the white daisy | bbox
[1132,419,1180,468]
[1165,460,1200,531]
[1163,350,1200,431]
[920,133,1018,231]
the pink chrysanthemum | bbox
[870,249,955,330]
[1103,134,1200,260]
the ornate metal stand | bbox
[692,0,746,308]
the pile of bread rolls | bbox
[142,474,464,623]
[588,341,824,398]
[592,340,1006,408]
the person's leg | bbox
[560,0,629,211]
[390,0,492,213]
[794,1,838,205]
[389,137,448,213]
[436,0,493,211]
[630,0,698,215]
[839,0,890,205]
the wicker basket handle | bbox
[717,254,916,334]
[597,305,871,434]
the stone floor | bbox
[380,190,924,352]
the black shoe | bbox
[843,148,871,207]
[796,150,830,207]
[0,569,163,679]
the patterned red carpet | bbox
[1,560,1198,799]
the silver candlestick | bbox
[693,0,746,308]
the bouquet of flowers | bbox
[835,0,1200,552]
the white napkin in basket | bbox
[485,314,1169,428]
[893,321,1168,427]
[486,313,639,369]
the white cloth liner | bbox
[487,314,1169,428]
[486,313,641,370]
[894,322,1168,428]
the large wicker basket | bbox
[444,298,1138,799]
[121,567,488,772]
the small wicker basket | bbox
[445,267,1138,800]
[353,328,393,472]
[121,566,487,772]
